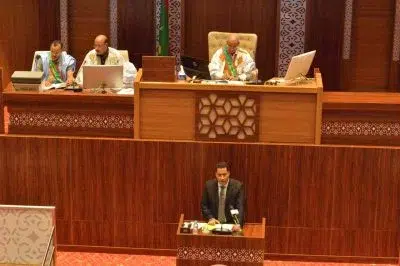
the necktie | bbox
[218,186,226,223]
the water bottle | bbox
[178,65,186,80]
[192,220,198,234]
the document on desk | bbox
[201,80,245,85]
[116,88,134,95]
[41,82,66,91]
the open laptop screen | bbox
[181,55,211,80]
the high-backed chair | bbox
[208,31,258,80]
[31,51,49,71]
[118,50,129,62]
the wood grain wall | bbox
[182,0,400,92]
[0,1,39,85]
[0,0,60,85]
[305,0,345,91]
[68,0,110,68]
[182,0,278,82]
[118,0,155,68]
[0,136,398,261]
[342,0,397,92]
[1,0,400,92]
[0,68,3,134]
[67,0,155,69]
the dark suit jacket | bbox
[200,178,245,226]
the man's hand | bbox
[208,218,220,225]
[232,224,241,232]
[223,74,234,80]
[44,80,52,87]
[66,77,74,86]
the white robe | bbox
[208,47,256,81]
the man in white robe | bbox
[76,35,136,85]
[34,40,76,86]
[208,34,256,81]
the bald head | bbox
[94,35,109,55]
[226,34,240,55]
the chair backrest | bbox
[208,31,258,61]
[31,51,49,71]
[118,50,129,62]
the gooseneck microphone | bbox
[229,205,240,225]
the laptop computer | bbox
[180,55,211,80]
[83,65,123,89]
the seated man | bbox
[201,161,245,230]
[76,34,136,85]
[34,40,76,86]
[208,34,256,81]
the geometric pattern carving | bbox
[392,0,400,61]
[322,121,400,136]
[278,0,306,76]
[177,247,264,263]
[60,0,69,52]
[109,0,118,48]
[155,0,182,61]
[0,205,55,265]
[196,93,259,142]
[9,112,134,129]
[342,0,354,60]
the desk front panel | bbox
[260,93,316,143]
[3,85,134,138]
[177,228,264,266]
[137,83,320,144]
[322,92,400,145]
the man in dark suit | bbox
[201,161,245,229]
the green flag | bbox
[157,0,169,56]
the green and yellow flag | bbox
[157,0,169,56]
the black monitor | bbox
[180,55,211,80]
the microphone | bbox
[229,205,240,225]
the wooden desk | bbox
[2,83,134,138]
[322,92,400,145]
[0,68,4,134]
[134,70,323,144]
[176,214,266,266]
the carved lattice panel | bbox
[195,93,259,142]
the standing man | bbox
[34,40,76,86]
[201,161,245,229]
[208,34,256,81]
[75,34,132,84]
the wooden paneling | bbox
[322,92,400,146]
[1,1,400,92]
[140,90,196,140]
[0,136,399,261]
[344,0,396,91]
[135,79,321,144]
[182,0,277,81]
[259,93,316,143]
[0,68,3,134]
[118,0,155,68]
[68,0,110,68]
[305,0,345,91]
[176,216,265,265]
[0,1,41,85]
[2,83,134,138]
[38,0,61,49]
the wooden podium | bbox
[134,69,323,144]
[176,214,266,266]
